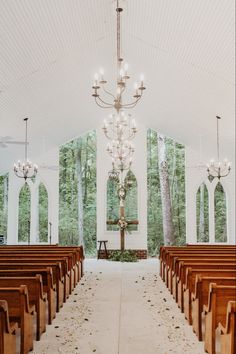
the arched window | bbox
[214,182,227,242]
[107,178,119,231]
[124,170,138,231]
[0,174,8,242]
[38,183,48,242]
[18,183,31,243]
[196,183,209,242]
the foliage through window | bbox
[214,182,227,242]
[38,183,48,242]
[124,171,138,231]
[59,131,97,256]
[107,178,119,231]
[196,183,209,242]
[18,183,31,243]
[0,174,8,239]
[147,129,186,255]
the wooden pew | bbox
[0,250,76,291]
[167,253,236,298]
[159,245,236,279]
[0,276,47,341]
[218,301,236,354]
[192,275,236,341]
[0,285,35,354]
[0,256,70,302]
[176,261,236,311]
[203,284,236,354]
[184,268,236,324]
[0,300,18,354]
[0,245,84,281]
[0,262,64,312]
[0,268,56,325]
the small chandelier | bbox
[92,1,146,111]
[14,118,38,181]
[206,116,231,180]
[103,111,136,171]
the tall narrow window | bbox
[107,178,119,231]
[38,183,48,242]
[0,174,8,242]
[124,170,138,231]
[18,183,31,242]
[196,183,209,242]
[214,182,227,242]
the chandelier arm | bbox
[97,96,114,107]
[95,97,113,109]
[101,85,116,99]
[122,100,140,109]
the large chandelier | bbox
[206,116,231,180]
[92,0,145,174]
[14,118,38,181]
[92,1,146,111]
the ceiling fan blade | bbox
[4,141,28,145]
[0,136,12,142]
[0,142,7,148]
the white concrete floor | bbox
[31,259,205,354]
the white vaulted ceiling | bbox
[0,0,235,171]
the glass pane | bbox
[107,178,119,231]
[39,183,48,242]
[215,182,227,242]
[196,183,209,242]
[18,183,31,242]
[124,170,138,231]
[0,174,8,243]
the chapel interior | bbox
[0,1,235,354]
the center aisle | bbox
[32,259,204,354]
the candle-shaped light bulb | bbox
[99,68,104,81]
[140,74,144,86]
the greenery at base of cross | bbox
[108,250,138,262]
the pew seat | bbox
[0,285,35,354]
[203,284,236,354]
[0,276,47,341]
[0,300,18,354]
[218,301,236,354]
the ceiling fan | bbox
[39,163,59,171]
[0,136,28,148]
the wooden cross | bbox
[107,204,139,251]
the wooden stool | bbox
[97,240,108,259]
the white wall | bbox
[6,147,59,244]
[96,122,148,250]
[186,146,235,244]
